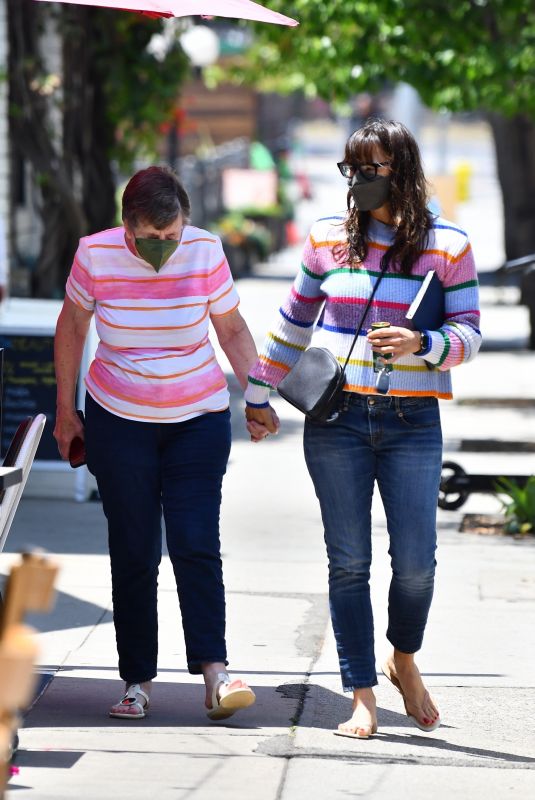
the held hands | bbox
[53,408,84,460]
[367,326,421,363]
[245,405,280,443]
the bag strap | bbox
[340,259,389,375]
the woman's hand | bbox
[367,326,421,363]
[245,405,280,442]
[53,408,84,460]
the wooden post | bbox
[0,552,58,634]
[0,551,59,794]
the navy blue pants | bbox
[85,393,232,683]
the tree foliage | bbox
[8,1,189,295]
[229,0,535,262]
[238,0,535,117]
[89,12,189,170]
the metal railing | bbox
[177,138,250,228]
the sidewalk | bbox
[3,119,535,798]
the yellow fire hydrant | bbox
[454,161,472,203]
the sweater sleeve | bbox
[245,233,326,406]
[421,237,482,370]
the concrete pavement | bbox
[3,119,535,798]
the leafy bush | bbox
[495,476,535,535]
[214,213,273,258]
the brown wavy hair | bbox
[122,166,191,229]
[335,119,433,274]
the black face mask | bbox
[349,172,391,211]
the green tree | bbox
[8,1,189,296]
[239,0,535,260]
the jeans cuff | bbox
[342,675,379,691]
[119,672,157,683]
[188,658,229,675]
[386,631,423,654]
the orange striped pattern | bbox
[66,225,240,422]
[344,382,453,400]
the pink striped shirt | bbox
[66,225,240,422]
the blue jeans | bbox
[85,393,232,683]
[304,393,442,691]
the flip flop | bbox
[207,673,256,721]
[333,722,378,739]
[109,683,150,720]
[382,663,440,732]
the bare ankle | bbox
[201,663,228,685]
[127,680,152,695]
[393,650,416,670]
[352,687,376,704]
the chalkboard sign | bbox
[0,333,59,461]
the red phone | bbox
[69,410,86,468]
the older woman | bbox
[55,166,256,721]
[245,119,481,738]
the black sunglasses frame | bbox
[337,161,392,179]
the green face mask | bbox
[135,238,179,271]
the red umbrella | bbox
[34,0,298,26]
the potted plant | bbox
[213,213,273,277]
[495,475,535,535]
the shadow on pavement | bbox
[14,749,84,771]
[4,498,108,555]
[25,590,111,633]
[22,674,302,730]
[372,730,535,766]
[298,686,535,768]
[18,676,535,770]
[0,572,111,633]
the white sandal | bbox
[207,672,256,721]
[109,683,150,720]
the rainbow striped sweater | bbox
[245,215,481,405]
